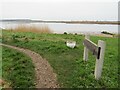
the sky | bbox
[0,0,119,21]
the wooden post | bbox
[83,35,90,61]
[95,40,106,80]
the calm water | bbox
[1,22,118,34]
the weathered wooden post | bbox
[83,35,106,80]
[95,40,106,80]
[83,35,90,61]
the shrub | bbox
[101,31,114,35]
[64,32,67,34]
[75,33,77,35]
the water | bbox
[1,22,118,34]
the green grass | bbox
[0,46,2,90]
[2,30,118,88]
[0,46,2,78]
[2,46,35,88]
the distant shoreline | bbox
[0,19,120,25]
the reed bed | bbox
[10,25,52,33]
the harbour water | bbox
[0,22,118,34]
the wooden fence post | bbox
[83,35,90,61]
[95,40,106,80]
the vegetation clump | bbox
[11,34,19,43]
[64,32,67,34]
[101,31,114,35]
[10,25,52,33]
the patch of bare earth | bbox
[0,79,11,88]
[1,44,59,88]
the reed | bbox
[10,25,52,33]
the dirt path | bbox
[1,44,59,88]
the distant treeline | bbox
[0,19,120,25]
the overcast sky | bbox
[0,0,119,21]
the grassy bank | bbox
[2,30,118,88]
[2,46,35,88]
[0,46,2,89]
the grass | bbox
[2,46,35,88]
[0,46,2,77]
[0,29,2,89]
[2,30,118,88]
[0,46,2,89]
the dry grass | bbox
[10,25,52,33]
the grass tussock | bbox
[10,25,52,33]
